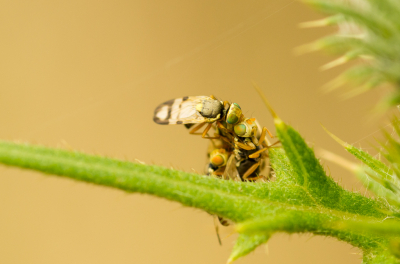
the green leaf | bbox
[302,0,400,110]
[345,143,395,183]
[337,218,400,237]
[303,0,395,37]
[324,125,400,207]
[274,118,342,209]
[355,166,400,206]
[236,210,384,251]
[0,109,396,263]
[227,233,271,264]
[237,210,328,235]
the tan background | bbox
[0,1,391,263]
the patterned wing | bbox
[153,96,209,125]
[222,154,240,181]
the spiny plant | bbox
[2,1,400,263]
[300,0,400,109]
[1,92,400,263]
[321,116,400,263]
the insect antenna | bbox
[213,216,222,246]
[252,82,279,119]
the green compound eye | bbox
[227,114,239,124]
[234,124,246,136]
[226,103,242,124]
[211,155,225,167]
[233,103,241,109]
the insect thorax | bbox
[197,99,223,118]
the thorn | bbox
[293,42,320,55]
[340,85,371,100]
[135,159,146,165]
[299,17,333,28]
[320,56,349,71]
[252,82,282,126]
[59,139,73,150]
[226,257,234,264]
[299,19,328,28]
[359,54,374,61]
[299,15,342,28]
[318,148,359,172]
[321,76,346,92]
[320,124,349,148]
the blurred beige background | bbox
[0,1,390,263]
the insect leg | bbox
[265,127,274,138]
[256,127,267,146]
[249,174,267,181]
[213,215,222,246]
[248,147,268,159]
[216,121,235,138]
[220,136,235,147]
[235,141,255,150]
[256,127,275,146]
[242,162,261,181]
[210,139,217,148]
[212,167,226,176]
[201,123,221,139]
[190,122,221,139]
[189,122,207,135]
[267,140,281,148]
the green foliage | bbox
[1,111,399,263]
[322,114,400,263]
[301,0,400,109]
[2,2,399,263]
[228,233,270,263]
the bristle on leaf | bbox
[321,124,349,148]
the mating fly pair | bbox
[153,94,277,243]
[153,95,274,181]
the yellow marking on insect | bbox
[195,103,203,112]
